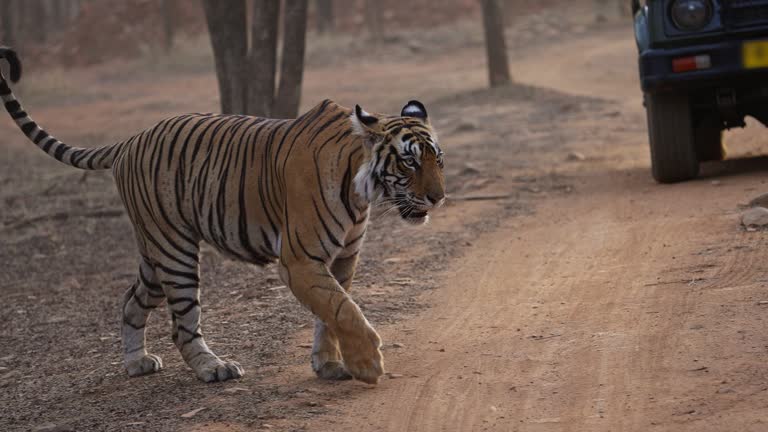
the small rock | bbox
[459,163,481,176]
[717,387,736,394]
[261,424,274,429]
[306,401,319,407]
[741,207,768,228]
[757,301,768,305]
[566,151,586,162]
[180,407,206,418]
[710,180,722,186]
[391,342,405,348]
[386,373,404,379]
[297,343,313,348]
[749,192,768,208]
[490,405,498,412]
[689,324,704,330]
[223,387,250,394]
[407,41,423,53]
[454,120,479,133]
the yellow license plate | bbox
[743,40,768,69]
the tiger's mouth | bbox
[398,204,429,225]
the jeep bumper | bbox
[640,39,768,93]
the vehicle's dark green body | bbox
[633,0,768,182]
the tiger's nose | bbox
[426,192,446,208]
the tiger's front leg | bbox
[280,257,383,384]
[311,253,360,380]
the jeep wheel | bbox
[695,125,724,162]
[645,92,699,183]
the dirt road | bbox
[2,7,768,432]
[285,25,768,432]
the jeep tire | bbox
[645,92,699,183]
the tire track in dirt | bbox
[287,24,768,432]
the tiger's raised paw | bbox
[315,360,353,381]
[126,354,163,377]
[194,359,244,383]
[340,327,385,384]
[344,355,384,384]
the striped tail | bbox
[0,47,120,170]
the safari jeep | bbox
[634,0,768,183]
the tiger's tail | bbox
[0,47,120,170]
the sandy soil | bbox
[2,4,768,432]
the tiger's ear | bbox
[351,104,384,147]
[401,100,428,123]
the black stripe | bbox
[296,232,327,263]
[4,99,20,112]
[41,137,56,152]
[312,198,342,248]
[0,81,11,95]
[156,264,200,282]
[132,293,152,310]
[53,143,67,160]
[33,129,49,144]
[169,299,200,316]
[10,110,26,119]
[123,318,145,330]
[345,230,366,247]
[335,297,349,322]
[20,121,35,135]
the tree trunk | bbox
[363,0,383,43]
[1,0,17,48]
[273,0,308,119]
[67,0,81,22]
[480,0,511,87]
[30,0,49,44]
[316,0,333,33]
[247,0,280,117]
[161,0,176,53]
[202,0,248,114]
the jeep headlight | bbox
[671,0,713,31]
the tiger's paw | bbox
[126,354,163,377]
[194,359,244,383]
[314,360,353,381]
[339,327,384,384]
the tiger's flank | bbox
[0,47,445,385]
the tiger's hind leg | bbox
[312,253,359,380]
[122,258,166,377]
[154,251,244,383]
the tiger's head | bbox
[352,100,445,225]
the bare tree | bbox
[1,0,17,48]
[202,0,248,114]
[481,0,511,87]
[161,0,176,53]
[203,0,309,118]
[364,0,384,43]
[273,0,308,118]
[248,1,280,117]
[316,0,334,33]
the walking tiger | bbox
[0,48,445,384]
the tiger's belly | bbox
[199,214,282,266]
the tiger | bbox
[0,48,445,384]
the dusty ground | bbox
[2,3,768,432]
